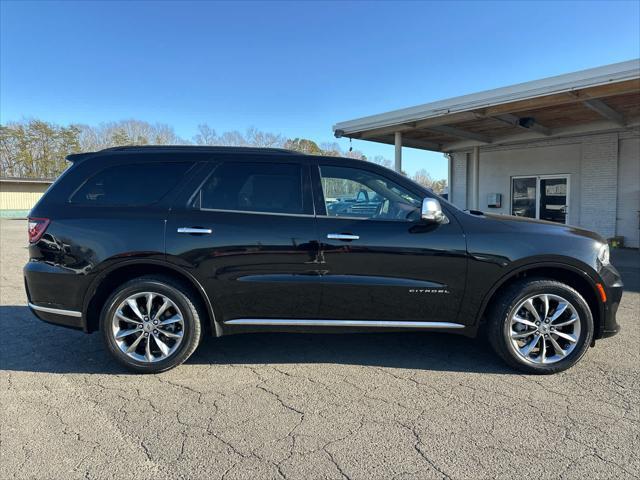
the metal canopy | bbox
[333,60,640,153]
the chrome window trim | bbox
[316,214,370,221]
[224,319,465,329]
[28,302,82,318]
[199,207,315,218]
[315,214,420,223]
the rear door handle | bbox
[177,227,212,235]
[327,233,360,241]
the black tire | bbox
[100,275,203,374]
[487,278,593,374]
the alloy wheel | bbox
[111,291,185,363]
[508,293,581,365]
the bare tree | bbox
[193,124,218,145]
[245,127,285,148]
[319,142,342,156]
[1,118,449,189]
[76,120,185,151]
[411,168,447,193]
[369,155,392,169]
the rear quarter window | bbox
[69,162,192,206]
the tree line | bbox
[0,119,447,193]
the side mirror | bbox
[421,198,446,223]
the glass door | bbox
[511,177,537,219]
[539,177,568,223]
[511,176,569,224]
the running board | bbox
[224,319,465,329]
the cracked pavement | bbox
[1,218,638,479]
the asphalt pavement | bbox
[1,218,638,479]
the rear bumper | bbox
[598,264,624,339]
[28,302,84,330]
[24,260,86,331]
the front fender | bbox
[457,255,603,334]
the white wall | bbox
[618,134,640,248]
[474,142,582,226]
[579,133,619,238]
[449,129,640,247]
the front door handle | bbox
[177,227,212,235]
[327,233,360,241]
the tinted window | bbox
[320,165,422,221]
[70,162,191,206]
[198,162,305,214]
[511,177,536,218]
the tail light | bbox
[28,218,50,243]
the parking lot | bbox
[1,217,638,480]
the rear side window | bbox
[70,162,191,206]
[196,162,306,214]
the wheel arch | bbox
[83,259,221,336]
[478,261,604,339]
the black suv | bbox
[24,146,622,374]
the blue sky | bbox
[1,0,639,178]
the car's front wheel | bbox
[100,275,203,373]
[488,278,594,374]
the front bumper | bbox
[597,263,624,339]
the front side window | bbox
[70,162,191,206]
[320,165,422,221]
[197,162,305,215]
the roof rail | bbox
[97,145,303,155]
[66,145,305,163]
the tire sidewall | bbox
[501,282,593,373]
[100,279,199,373]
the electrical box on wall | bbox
[487,193,502,208]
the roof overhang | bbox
[333,59,640,152]
[0,177,54,184]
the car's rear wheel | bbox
[100,275,202,373]
[487,278,594,374]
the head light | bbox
[597,244,610,266]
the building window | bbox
[511,177,537,219]
[511,176,569,224]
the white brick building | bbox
[334,60,640,248]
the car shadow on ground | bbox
[3,253,636,376]
[0,305,513,376]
